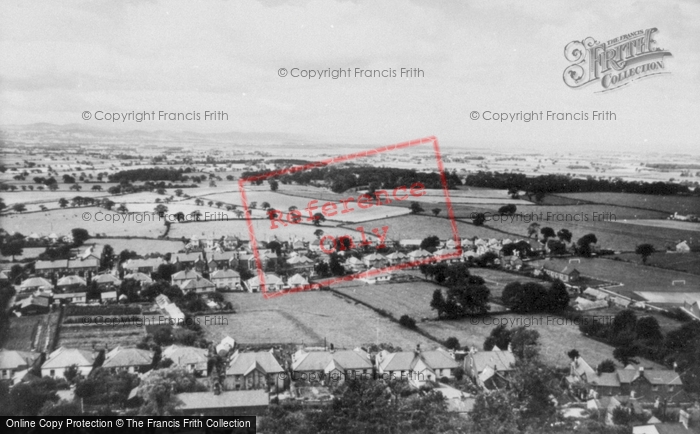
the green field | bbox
[554,192,700,215]
[614,252,700,275]
[530,257,700,299]
[216,291,434,349]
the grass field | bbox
[554,192,700,215]
[614,252,700,275]
[215,292,434,349]
[1,206,166,238]
[2,312,60,352]
[94,238,185,255]
[530,257,700,298]
[331,276,662,368]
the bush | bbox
[399,315,417,329]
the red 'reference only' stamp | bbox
[238,136,461,298]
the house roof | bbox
[408,249,431,258]
[287,274,309,285]
[571,357,596,378]
[101,291,118,299]
[102,347,153,368]
[543,264,580,275]
[162,345,208,368]
[171,252,203,262]
[420,350,460,370]
[379,351,419,372]
[226,351,284,375]
[172,270,202,280]
[211,269,240,279]
[180,277,215,290]
[56,275,87,286]
[124,272,153,283]
[293,350,372,372]
[35,259,69,270]
[617,368,683,386]
[246,274,284,287]
[176,390,268,410]
[54,292,86,300]
[0,349,40,370]
[287,255,314,264]
[42,347,94,369]
[123,258,163,270]
[20,277,53,288]
[209,251,238,261]
[93,274,121,284]
[589,372,621,388]
[68,258,99,269]
[469,350,516,373]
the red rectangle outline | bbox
[238,136,462,299]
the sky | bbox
[1,0,699,154]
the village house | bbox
[161,345,208,376]
[122,258,164,275]
[376,346,459,386]
[0,349,40,384]
[170,252,206,273]
[210,269,240,290]
[286,273,309,288]
[286,255,315,275]
[176,389,269,416]
[19,276,53,292]
[171,269,202,287]
[245,274,284,293]
[100,290,118,302]
[101,347,154,373]
[386,251,408,265]
[15,295,51,315]
[53,292,87,304]
[56,275,86,291]
[123,272,153,286]
[207,251,239,271]
[363,253,388,269]
[34,258,100,278]
[41,347,95,378]
[93,273,121,288]
[292,348,373,384]
[223,350,285,391]
[180,275,216,294]
[464,346,516,390]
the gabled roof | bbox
[102,347,153,368]
[617,368,683,386]
[0,349,40,370]
[570,357,596,378]
[20,276,53,289]
[35,259,69,270]
[589,372,621,388]
[287,274,309,285]
[470,350,516,373]
[124,272,153,283]
[378,351,418,372]
[42,347,94,369]
[172,270,202,280]
[246,274,283,287]
[123,258,164,270]
[56,275,86,286]
[363,253,386,261]
[180,277,215,290]
[226,351,284,376]
[171,252,203,262]
[211,269,240,279]
[293,350,372,372]
[408,249,431,258]
[176,390,268,410]
[209,251,238,262]
[386,252,408,260]
[68,258,99,269]
[162,345,208,368]
[419,350,460,370]
[93,274,121,284]
[287,255,314,265]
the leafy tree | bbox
[510,327,540,360]
[498,204,517,215]
[100,244,114,271]
[8,377,61,416]
[613,345,639,366]
[636,316,662,342]
[597,359,616,374]
[469,389,520,434]
[409,201,424,214]
[269,179,279,191]
[546,239,567,255]
[312,212,326,226]
[635,243,655,264]
[71,228,90,246]
[430,289,446,319]
[39,399,82,416]
[540,227,555,241]
[484,324,513,351]
[399,315,417,329]
[64,364,80,383]
[557,228,573,243]
[443,337,460,350]
[137,367,205,416]
[420,235,441,253]
[527,222,540,238]
[473,212,486,226]
[612,310,637,338]
[431,208,441,216]
[12,203,26,213]
[313,229,324,239]
[0,240,23,261]
[547,279,570,312]
[611,407,632,425]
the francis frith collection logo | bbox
[563,28,672,93]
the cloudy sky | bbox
[1,0,699,153]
